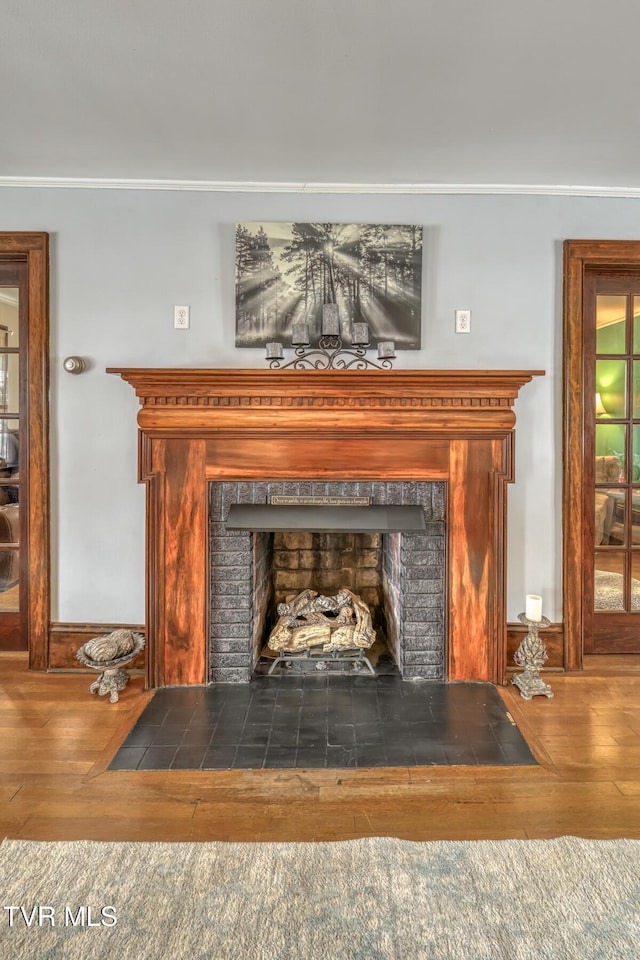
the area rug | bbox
[1,836,638,959]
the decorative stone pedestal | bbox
[512,613,554,700]
[76,632,145,703]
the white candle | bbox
[525,594,543,622]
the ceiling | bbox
[2,0,640,193]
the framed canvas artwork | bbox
[235,222,422,349]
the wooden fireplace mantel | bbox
[108,368,543,688]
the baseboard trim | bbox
[506,621,565,671]
[48,622,146,671]
[44,621,562,674]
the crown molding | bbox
[2,175,640,198]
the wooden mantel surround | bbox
[107,368,544,689]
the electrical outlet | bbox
[174,305,190,329]
[455,309,471,334]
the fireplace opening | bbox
[253,531,393,677]
[209,481,447,683]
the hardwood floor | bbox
[1,652,639,842]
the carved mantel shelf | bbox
[107,368,542,430]
[108,368,543,688]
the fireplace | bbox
[107,367,543,688]
[209,480,446,682]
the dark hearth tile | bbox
[136,705,170,725]
[354,723,384,746]
[218,707,250,725]
[223,687,253,705]
[165,707,198,725]
[137,745,178,770]
[381,721,411,742]
[297,724,328,746]
[498,741,537,765]
[108,746,147,770]
[239,724,271,747]
[181,726,214,747]
[188,709,222,727]
[295,748,327,768]
[268,727,300,748]
[233,746,267,769]
[412,741,448,765]
[408,719,443,737]
[326,745,357,768]
[442,743,478,765]
[171,745,208,770]
[164,687,206,706]
[355,744,388,767]
[150,724,187,746]
[327,723,356,747]
[377,704,406,723]
[121,724,162,748]
[470,741,509,764]
[246,708,275,727]
[275,688,304,704]
[211,723,245,744]
[201,746,237,769]
[384,743,416,767]
[491,722,532,744]
[263,747,297,769]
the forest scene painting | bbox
[235,222,422,348]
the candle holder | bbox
[265,307,395,370]
[512,613,554,700]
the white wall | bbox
[1,186,640,624]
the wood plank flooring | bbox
[1,652,639,842]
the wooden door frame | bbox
[0,233,49,669]
[563,239,640,668]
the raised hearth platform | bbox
[110,678,537,771]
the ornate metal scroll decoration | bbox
[268,335,393,371]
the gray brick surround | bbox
[209,481,446,682]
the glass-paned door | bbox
[0,261,24,648]
[585,272,640,651]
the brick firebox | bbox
[209,480,446,682]
[107,367,543,688]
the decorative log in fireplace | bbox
[107,368,543,688]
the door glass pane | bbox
[595,359,626,418]
[594,552,625,610]
[632,494,640,545]
[0,418,19,477]
[632,425,640,482]
[595,488,625,545]
[0,287,19,619]
[634,297,640,354]
[634,361,640,418]
[596,424,625,481]
[0,290,19,347]
[0,353,19,416]
[631,553,640,610]
[596,295,627,353]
